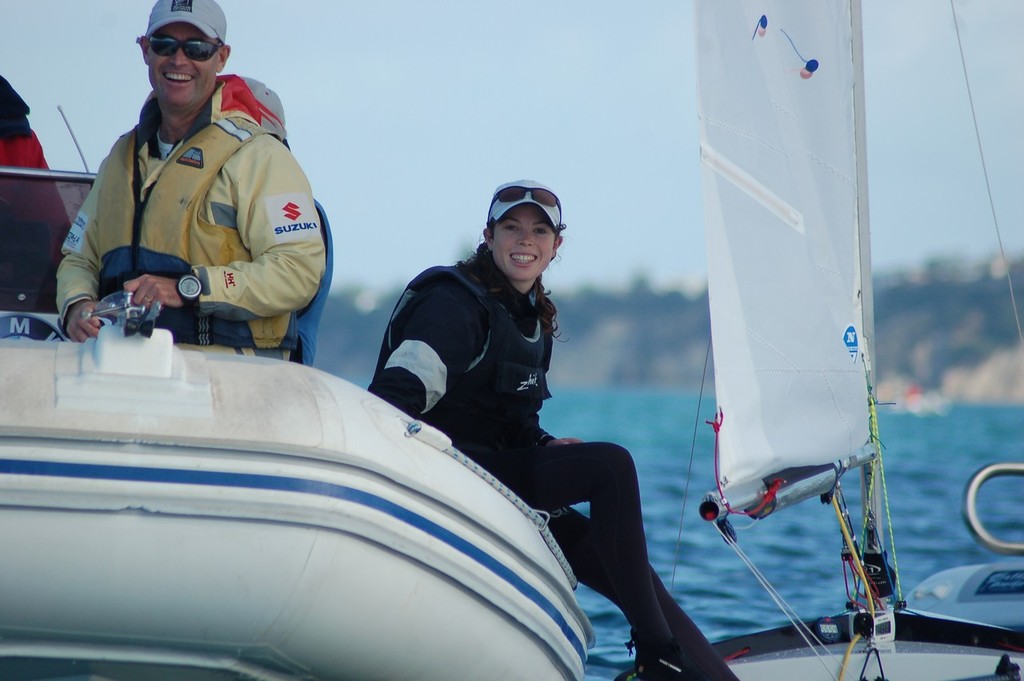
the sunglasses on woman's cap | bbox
[488,184,562,228]
[146,34,223,61]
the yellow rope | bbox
[837,633,862,681]
[833,494,876,617]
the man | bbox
[57,0,325,359]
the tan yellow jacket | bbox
[57,79,325,350]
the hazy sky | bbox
[5,1,1021,294]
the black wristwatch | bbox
[177,273,202,303]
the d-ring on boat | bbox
[0,165,593,681]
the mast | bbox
[850,0,885,546]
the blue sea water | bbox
[539,389,1024,680]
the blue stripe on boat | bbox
[0,457,587,665]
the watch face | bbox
[179,275,202,299]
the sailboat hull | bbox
[715,612,1024,681]
[727,644,1020,681]
[0,334,593,680]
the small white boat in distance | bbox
[0,166,593,681]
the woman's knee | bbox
[586,442,639,485]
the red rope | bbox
[743,478,783,517]
[706,408,732,513]
[706,408,784,518]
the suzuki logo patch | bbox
[177,147,204,168]
[265,193,320,244]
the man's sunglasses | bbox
[147,35,223,62]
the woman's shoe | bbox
[628,635,711,681]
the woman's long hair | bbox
[456,236,559,337]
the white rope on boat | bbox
[441,444,578,588]
[401,420,577,586]
[715,522,841,681]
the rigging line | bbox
[871,441,904,603]
[671,330,713,592]
[865,386,903,602]
[714,523,841,681]
[833,495,878,617]
[950,0,1024,359]
[877,467,902,601]
[836,489,874,608]
[856,645,887,681]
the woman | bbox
[369,180,738,681]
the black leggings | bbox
[465,441,738,681]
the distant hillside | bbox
[872,259,1024,403]
[314,257,1024,404]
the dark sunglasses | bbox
[492,186,560,210]
[147,35,223,61]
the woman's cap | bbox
[487,180,562,228]
[147,0,227,41]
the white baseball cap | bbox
[146,0,227,41]
[487,180,563,228]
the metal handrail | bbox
[963,462,1024,556]
[0,165,95,180]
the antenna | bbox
[57,105,91,173]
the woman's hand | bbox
[546,437,584,446]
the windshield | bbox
[0,166,94,316]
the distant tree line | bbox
[314,257,1024,401]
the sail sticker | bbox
[752,14,820,79]
[780,28,819,79]
[843,324,859,361]
[751,14,768,40]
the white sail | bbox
[697,0,874,511]
[691,4,1024,678]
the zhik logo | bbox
[517,373,539,391]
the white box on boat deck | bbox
[54,329,214,419]
[92,326,174,377]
